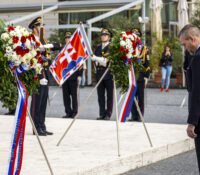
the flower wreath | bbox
[108,31,145,93]
[0,19,44,109]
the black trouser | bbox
[31,85,48,131]
[97,79,113,117]
[131,80,145,120]
[62,80,78,115]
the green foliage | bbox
[190,1,200,28]
[107,14,139,31]
[108,31,144,93]
[150,37,183,75]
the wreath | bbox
[0,19,43,109]
[108,31,145,93]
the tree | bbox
[190,1,200,28]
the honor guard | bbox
[129,28,150,122]
[62,32,83,119]
[91,28,114,120]
[29,17,62,136]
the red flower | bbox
[128,59,132,64]
[8,26,15,32]
[30,60,33,66]
[121,55,127,62]
[135,58,138,62]
[25,49,29,53]
[119,47,124,53]
[123,36,127,41]
[125,49,129,54]
[36,42,40,47]
[126,31,132,35]
[12,36,19,43]
[21,50,26,57]
[21,36,26,43]
[27,35,32,41]
[133,50,136,55]
[36,51,40,57]
[34,76,39,81]
[31,34,36,41]
[15,46,22,55]
[132,41,136,49]
[37,57,42,63]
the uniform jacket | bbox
[39,39,62,82]
[95,44,113,81]
[187,47,200,129]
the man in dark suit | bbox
[29,17,62,136]
[91,28,113,120]
[178,24,200,173]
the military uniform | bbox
[61,31,83,118]
[92,29,113,120]
[62,68,83,118]
[29,17,62,136]
[130,28,150,121]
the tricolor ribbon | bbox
[6,72,27,175]
[119,65,137,122]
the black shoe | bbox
[33,129,47,136]
[128,118,140,122]
[97,116,105,120]
[62,114,72,118]
[45,130,53,135]
[104,115,110,120]
[71,113,77,118]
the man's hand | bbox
[40,78,48,85]
[187,124,197,139]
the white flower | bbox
[6,46,12,54]
[25,39,31,49]
[120,40,126,47]
[127,53,132,58]
[35,63,42,74]
[30,50,37,57]
[1,33,10,41]
[32,58,38,65]
[8,39,13,44]
[9,31,16,37]
[11,53,18,61]
[14,60,21,66]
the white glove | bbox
[43,44,54,49]
[144,77,148,87]
[40,78,48,85]
[91,55,107,67]
[77,76,82,85]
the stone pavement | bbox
[0,87,194,175]
[0,115,194,175]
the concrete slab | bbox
[0,115,194,175]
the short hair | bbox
[178,24,200,40]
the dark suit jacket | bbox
[187,47,200,132]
